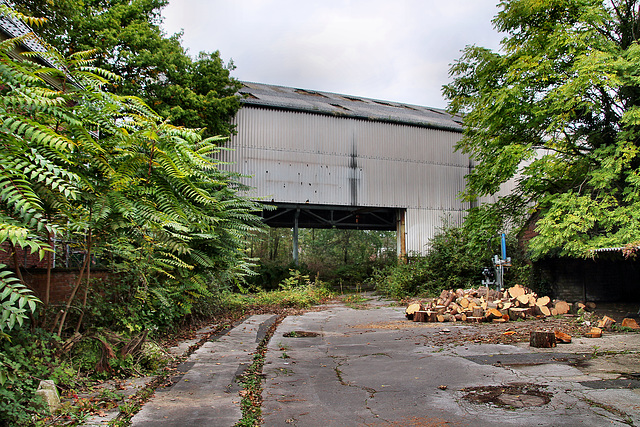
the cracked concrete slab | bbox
[262,298,640,426]
[130,314,277,427]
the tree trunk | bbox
[56,230,92,337]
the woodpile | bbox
[405,284,574,324]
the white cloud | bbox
[162,0,503,109]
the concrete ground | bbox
[123,296,640,426]
[262,297,640,426]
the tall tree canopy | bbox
[17,0,242,138]
[444,0,640,259]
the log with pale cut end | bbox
[460,313,467,322]
[535,305,551,317]
[555,331,572,343]
[535,296,551,307]
[458,297,469,308]
[502,301,512,310]
[508,284,526,299]
[486,308,504,321]
[597,315,616,330]
[530,331,557,348]
[622,318,640,329]
[405,303,422,319]
[516,294,531,306]
[492,318,508,323]
[585,327,602,338]
[554,300,570,315]
[437,313,456,323]
[551,307,558,316]
[508,307,533,321]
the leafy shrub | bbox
[0,329,66,425]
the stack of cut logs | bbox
[405,284,580,323]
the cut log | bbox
[486,308,504,321]
[622,318,640,329]
[492,318,507,323]
[528,294,537,306]
[551,308,558,316]
[554,300,570,315]
[535,305,551,317]
[508,284,526,299]
[535,296,551,307]
[554,331,572,343]
[413,310,436,322]
[405,303,422,319]
[530,331,557,348]
[460,313,467,322]
[585,327,602,338]
[472,306,484,318]
[434,305,446,314]
[459,297,469,308]
[443,291,456,308]
[517,294,530,306]
[502,301,512,310]
[508,307,533,321]
[597,315,616,330]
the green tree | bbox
[17,0,242,138]
[444,0,640,259]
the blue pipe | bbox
[501,233,507,260]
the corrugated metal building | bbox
[219,82,477,256]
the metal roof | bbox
[0,1,49,55]
[0,0,74,82]
[239,82,463,132]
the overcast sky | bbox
[161,1,503,110]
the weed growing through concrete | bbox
[235,316,283,427]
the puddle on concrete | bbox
[283,331,320,338]
[462,383,552,408]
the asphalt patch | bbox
[464,352,591,367]
[462,383,552,408]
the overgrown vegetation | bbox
[0,5,267,424]
[247,229,396,290]
[372,212,530,299]
[444,0,640,258]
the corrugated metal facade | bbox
[220,104,472,253]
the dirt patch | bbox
[462,383,552,408]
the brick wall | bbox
[0,245,50,269]
[21,269,110,303]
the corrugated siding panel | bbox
[405,208,467,253]
[219,106,479,254]
[222,107,470,210]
